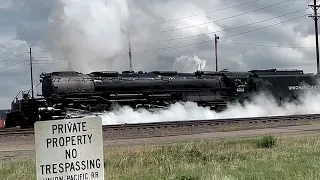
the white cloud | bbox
[0,0,318,109]
[0,0,13,10]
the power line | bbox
[164,0,293,32]
[0,59,63,75]
[32,57,65,59]
[0,52,28,63]
[162,0,260,22]
[111,39,213,58]
[32,50,51,53]
[157,8,308,43]
[123,15,305,56]
[33,62,62,65]
[0,43,28,54]
[218,41,314,49]
[219,15,305,39]
[0,48,26,58]
[135,40,213,55]
[0,62,29,75]
[0,59,28,70]
[0,47,63,75]
[33,59,66,61]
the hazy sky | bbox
[0,0,316,109]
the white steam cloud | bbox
[172,54,206,72]
[99,84,320,125]
[44,0,129,73]
[39,0,320,125]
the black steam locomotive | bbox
[4,69,320,128]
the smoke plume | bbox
[44,0,129,73]
[172,54,206,72]
[99,80,320,125]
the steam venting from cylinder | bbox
[97,84,320,125]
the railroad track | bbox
[102,113,320,139]
[1,113,320,138]
[103,113,320,129]
[0,128,34,136]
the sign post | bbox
[34,116,104,180]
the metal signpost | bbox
[34,116,104,180]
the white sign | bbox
[34,116,104,180]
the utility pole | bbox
[29,46,34,99]
[214,34,219,72]
[309,0,320,74]
[128,31,132,72]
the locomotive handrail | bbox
[12,89,33,101]
[12,91,22,102]
[25,89,36,98]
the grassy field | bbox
[1,134,320,180]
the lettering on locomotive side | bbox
[34,117,104,180]
[288,85,318,91]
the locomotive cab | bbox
[5,91,40,128]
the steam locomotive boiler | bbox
[40,70,236,111]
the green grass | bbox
[2,134,320,179]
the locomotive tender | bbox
[4,68,320,128]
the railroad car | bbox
[4,69,320,128]
[247,69,319,102]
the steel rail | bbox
[101,113,320,139]
[0,128,34,136]
[1,114,320,137]
[102,113,320,129]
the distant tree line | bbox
[0,110,7,119]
